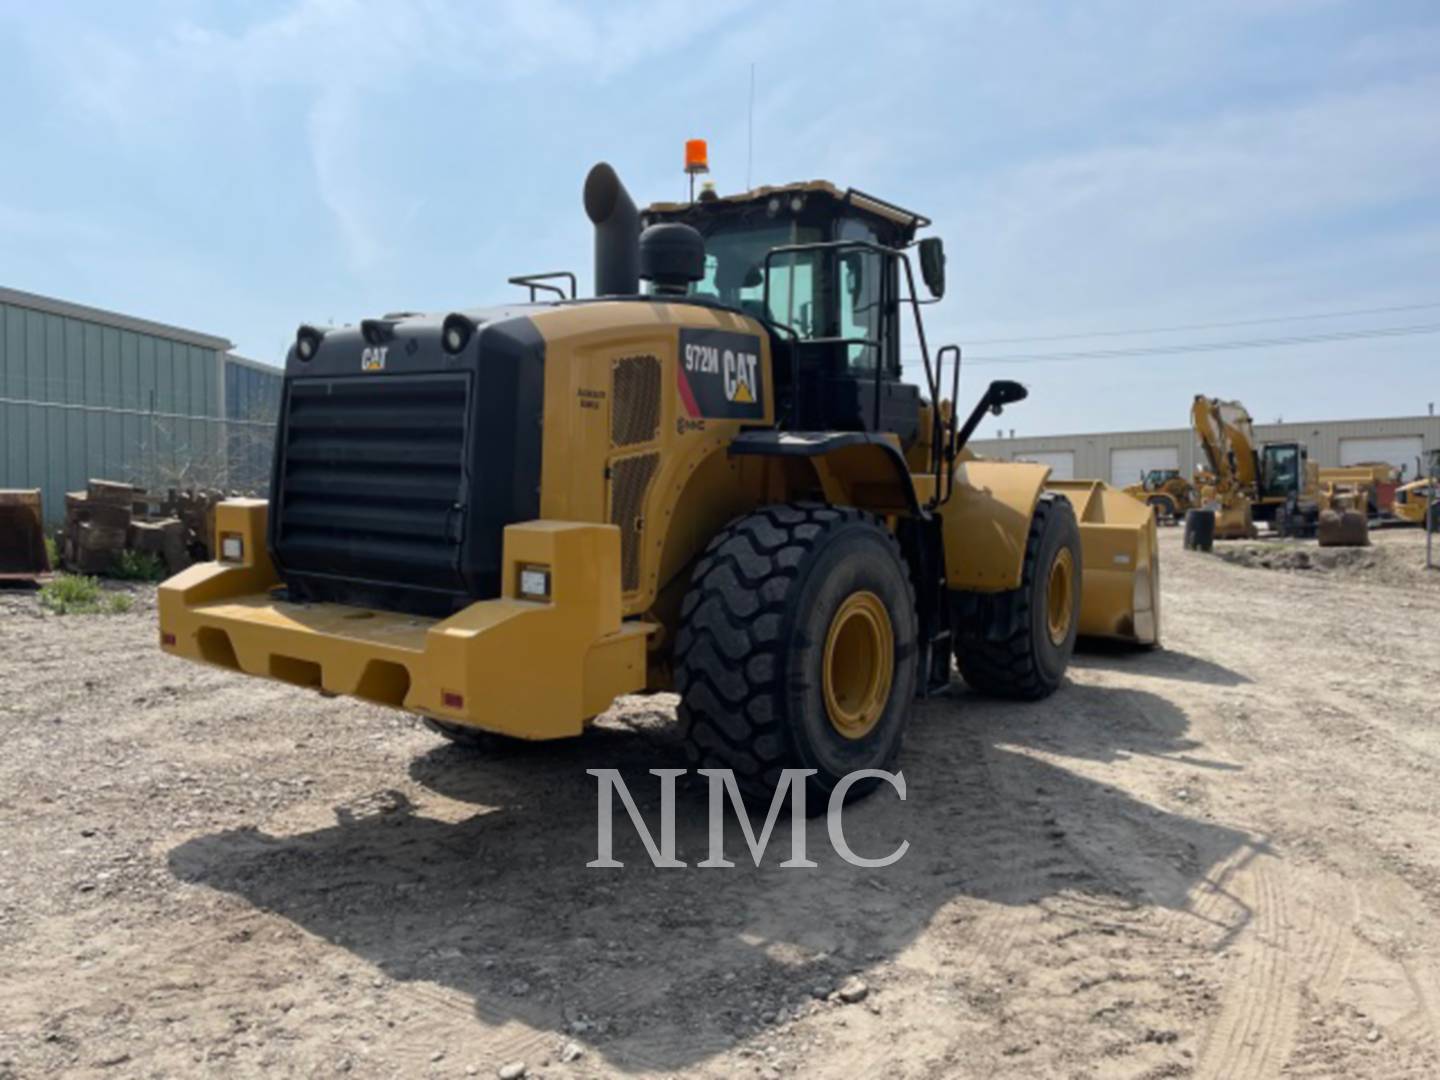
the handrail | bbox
[507,271,578,301]
[934,344,962,505]
[760,239,939,437]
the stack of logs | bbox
[62,480,224,576]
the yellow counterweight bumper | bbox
[158,500,653,739]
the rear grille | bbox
[274,374,469,597]
[609,452,659,592]
[611,354,661,447]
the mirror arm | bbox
[953,395,996,456]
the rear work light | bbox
[518,565,551,601]
[219,533,244,564]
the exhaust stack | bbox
[584,162,639,297]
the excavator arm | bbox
[1191,395,1259,493]
[1190,395,1259,539]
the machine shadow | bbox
[1072,639,1252,687]
[169,686,1258,1073]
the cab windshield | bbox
[1263,445,1300,496]
[686,216,892,374]
[688,220,822,335]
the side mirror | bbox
[918,237,946,299]
[742,264,763,289]
[986,379,1027,414]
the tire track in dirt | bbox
[1189,852,1379,1079]
[914,716,1211,1071]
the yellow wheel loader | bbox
[159,156,1158,802]
[1392,451,1440,528]
[1123,468,1198,524]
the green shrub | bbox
[39,574,104,614]
[44,534,59,569]
[112,549,167,582]
[38,574,134,616]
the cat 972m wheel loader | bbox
[159,150,1159,803]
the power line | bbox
[956,300,1440,346]
[902,321,1440,367]
[962,322,1440,366]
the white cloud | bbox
[31,0,752,271]
[935,73,1440,331]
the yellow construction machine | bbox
[159,151,1158,802]
[1393,450,1440,528]
[1123,468,1198,523]
[1315,462,1399,517]
[1190,394,1371,542]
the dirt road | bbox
[2,529,1439,1078]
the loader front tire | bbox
[674,503,919,805]
[953,492,1080,700]
[1146,495,1176,523]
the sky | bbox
[1,0,1437,436]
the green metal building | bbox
[0,286,281,524]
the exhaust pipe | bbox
[584,162,639,297]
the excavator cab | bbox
[1259,442,1306,502]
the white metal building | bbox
[970,412,1440,487]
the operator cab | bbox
[1142,468,1181,490]
[644,183,944,442]
[1259,441,1305,500]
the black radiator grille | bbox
[273,374,470,597]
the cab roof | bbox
[645,180,931,242]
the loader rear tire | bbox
[953,492,1080,701]
[674,503,918,805]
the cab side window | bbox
[837,219,883,374]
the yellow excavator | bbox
[1190,395,1368,545]
[157,151,1159,804]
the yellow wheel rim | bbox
[1046,547,1075,647]
[822,591,894,740]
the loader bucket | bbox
[0,490,51,582]
[1317,508,1368,548]
[1046,480,1160,646]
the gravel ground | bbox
[2,528,1439,1079]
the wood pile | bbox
[61,480,227,576]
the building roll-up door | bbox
[1110,446,1180,487]
[1338,435,1423,474]
[1013,450,1074,480]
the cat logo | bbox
[724,348,758,403]
[676,328,764,420]
[360,346,388,372]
